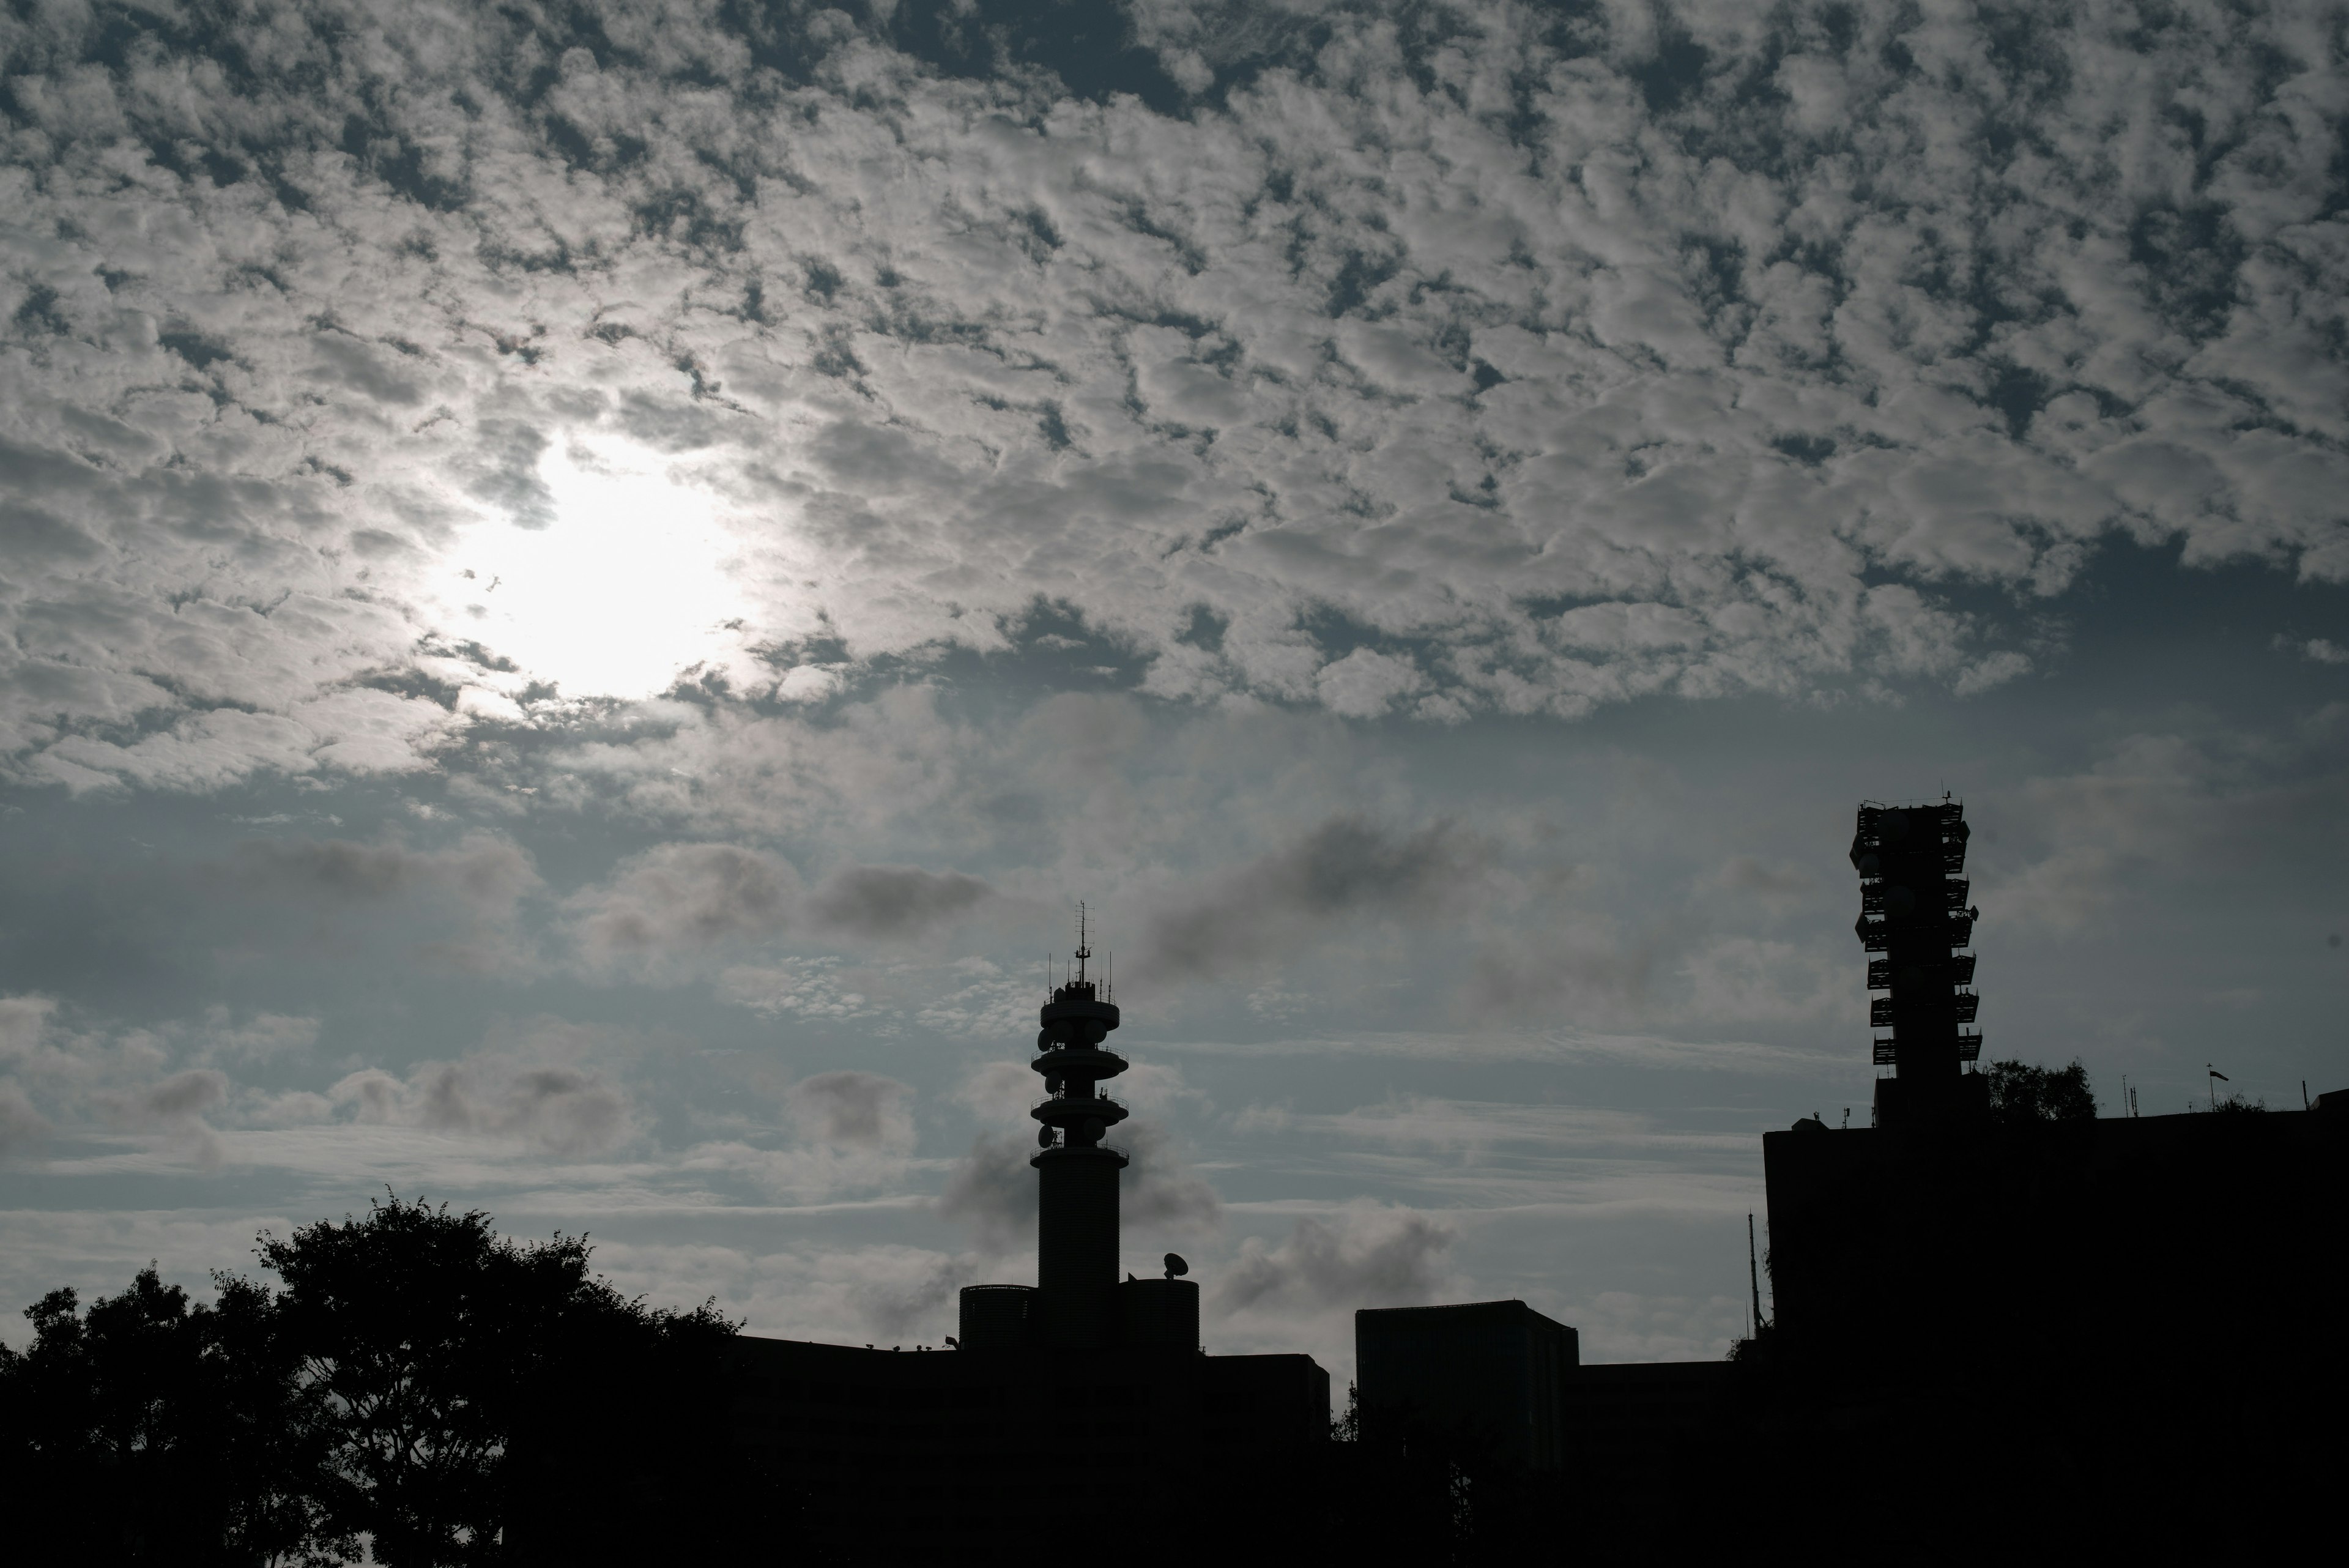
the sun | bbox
[440,440,751,700]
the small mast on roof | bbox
[1030,902,1129,1347]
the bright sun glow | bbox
[440,442,749,700]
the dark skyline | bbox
[2,1,2345,1378]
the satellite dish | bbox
[1036,1126,1055,1148]
[1163,1253,1189,1278]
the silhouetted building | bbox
[956,915,1215,1353]
[1561,1361,1735,1514]
[722,918,1329,1559]
[1356,1299,1576,1472]
[1851,798,1986,1127]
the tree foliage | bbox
[1,1192,741,1566]
[1986,1058,2097,1126]
[0,1266,339,1564]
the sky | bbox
[1,0,2345,1377]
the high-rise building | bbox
[1850,798,1986,1126]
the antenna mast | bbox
[1747,1213,1765,1339]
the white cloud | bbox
[0,1,2337,799]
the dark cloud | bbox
[787,1070,914,1150]
[847,1253,966,1344]
[224,835,542,973]
[232,838,536,905]
[360,1059,631,1156]
[564,844,800,973]
[0,1082,46,1156]
[1147,816,1488,976]
[565,848,996,976]
[1117,1119,1222,1235]
[97,1068,229,1167]
[935,1131,1041,1254]
[1215,1205,1455,1315]
[807,866,992,938]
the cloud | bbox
[97,1068,229,1169]
[807,865,993,938]
[952,1060,1041,1123]
[1986,727,2349,934]
[194,1009,322,1065]
[842,1248,970,1344]
[564,844,801,976]
[935,1131,1042,1254]
[1716,855,1817,899]
[566,848,995,978]
[230,833,543,971]
[1463,922,1657,1024]
[1215,1202,1458,1315]
[786,1071,915,1152]
[1118,1118,1223,1236]
[0,995,59,1068]
[1147,816,1488,976]
[330,1059,632,1157]
[0,1083,50,1157]
[2277,636,2349,665]
[0,2,2336,799]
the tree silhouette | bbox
[5,1194,746,1564]
[0,1265,340,1564]
[255,1192,738,1565]
[1984,1058,2096,1125]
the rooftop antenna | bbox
[1074,901,1092,987]
[1746,1213,1765,1338]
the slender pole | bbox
[1747,1213,1764,1337]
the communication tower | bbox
[1029,904,1130,1346]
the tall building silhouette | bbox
[957,910,1207,1353]
[1030,915,1129,1346]
[1850,799,1985,1126]
[724,913,1324,1556]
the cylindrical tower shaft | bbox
[1035,1154,1121,1347]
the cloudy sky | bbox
[2,0,2345,1374]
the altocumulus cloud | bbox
[563,845,997,979]
[0,1,2340,800]
[1146,816,1490,976]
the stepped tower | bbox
[1852,799,1988,1126]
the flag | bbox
[2208,1068,2229,1082]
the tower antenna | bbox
[1074,901,1092,986]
